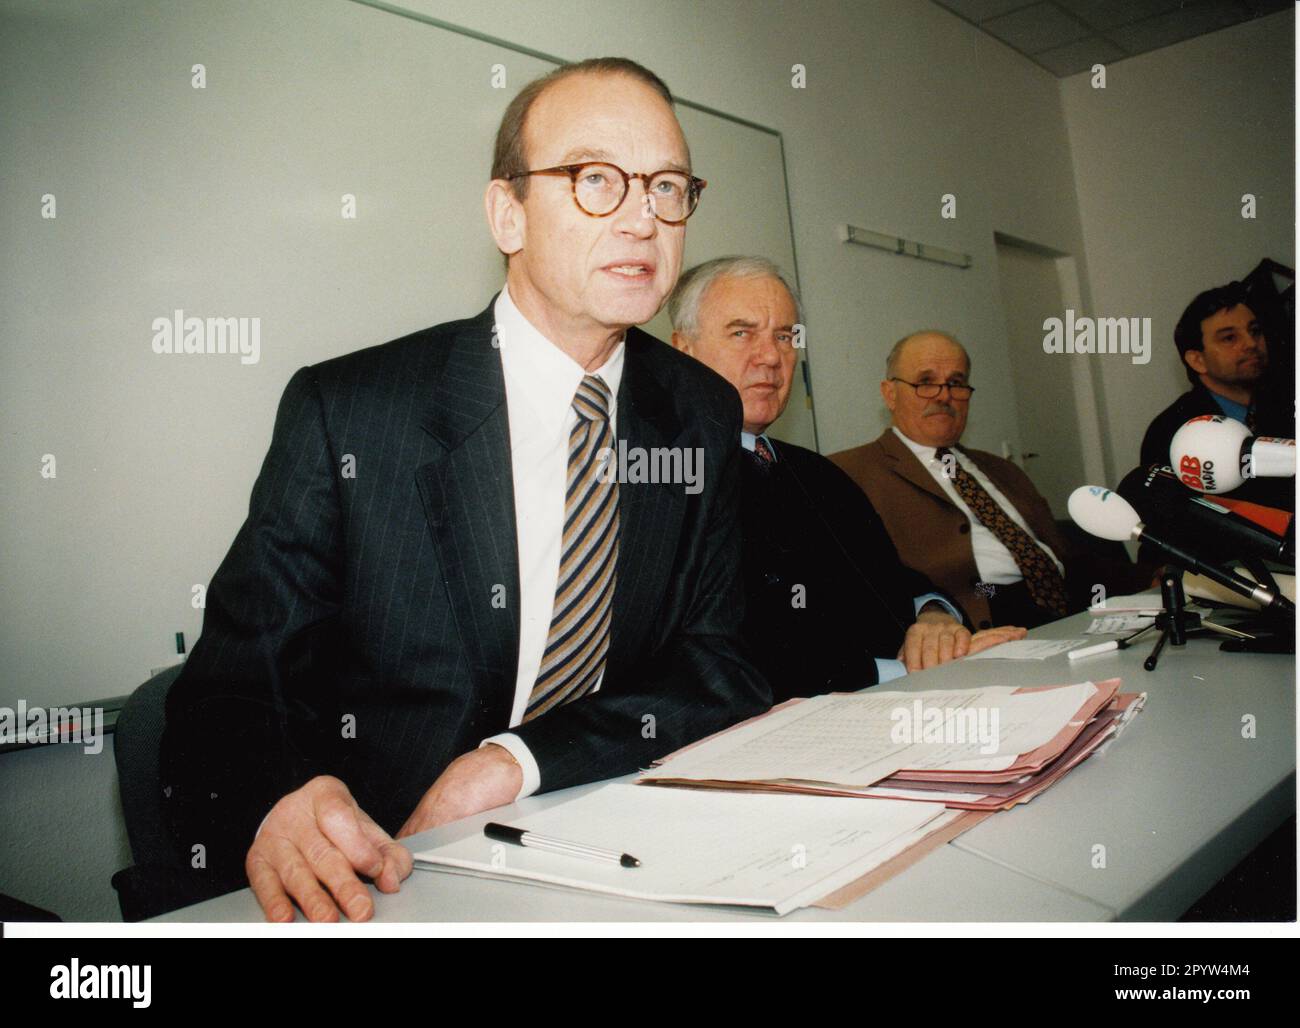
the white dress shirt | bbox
[891,426,1065,584]
[480,286,625,800]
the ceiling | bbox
[930,0,1292,76]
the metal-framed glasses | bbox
[510,162,707,225]
[890,377,975,400]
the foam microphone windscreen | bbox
[1117,464,1292,566]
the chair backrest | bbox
[1056,516,1160,607]
[1056,518,1135,568]
[114,664,184,868]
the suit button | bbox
[958,523,970,534]
[979,620,991,630]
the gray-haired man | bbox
[669,257,1023,702]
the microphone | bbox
[1116,464,1294,565]
[1170,414,1296,494]
[1207,493,1293,538]
[1068,485,1294,612]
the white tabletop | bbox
[157,781,1114,922]
[154,610,1294,923]
[946,613,1295,919]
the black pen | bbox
[484,822,641,868]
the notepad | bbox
[414,784,952,915]
[1085,614,1156,635]
[1094,591,1165,613]
[963,638,1088,660]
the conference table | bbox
[156,609,1295,922]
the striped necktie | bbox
[936,447,1068,617]
[525,374,619,721]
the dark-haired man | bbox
[1141,282,1294,509]
[161,58,768,921]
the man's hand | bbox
[966,624,1028,655]
[245,775,413,924]
[396,743,523,840]
[900,611,1031,671]
[899,610,972,671]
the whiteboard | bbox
[0,0,808,706]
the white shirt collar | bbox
[740,431,776,459]
[494,285,625,435]
[892,425,947,464]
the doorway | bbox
[994,233,1106,517]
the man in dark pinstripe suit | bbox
[160,58,769,921]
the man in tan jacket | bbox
[830,331,1074,630]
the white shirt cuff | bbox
[914,592,962,622]
[874,657,908,684]
[480,732,541,801]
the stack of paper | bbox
[414,784,959,915]
[854,693,1143,810]
[639,680,1143,812]
[963,638,1089,659]
[1085,614,1156,635]
[416,681,1143,915]
[1095,592,1165,614]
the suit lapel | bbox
[880,428,953,507]
[414,303,521,697]
[607,332,687,673]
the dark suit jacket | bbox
[740,438,963,703]
[160,300,770,895]
[829,429,1072,629]
[1140,381,1295,512]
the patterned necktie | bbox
[936,447,1068,617]
[752,436,775,465]
[525,375,619,721]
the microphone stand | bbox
[1142,563,1295,666]
[1215,558,1297,654]
[1144,568,1203,671]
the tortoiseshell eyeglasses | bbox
[510,162,707,225]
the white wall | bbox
[1060,9,1295,479]
[397,0,1091,460]
[3,0,1290,921]
[0,0,1093,716]
[0,0,802,714]
[4,1,1287,711]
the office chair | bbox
[111,664,220,920]
[1056,517,1152,608]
